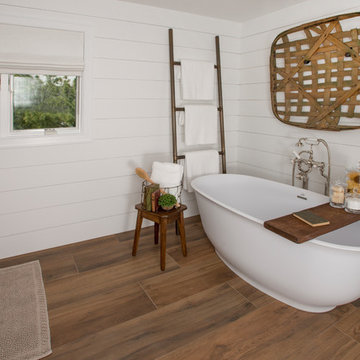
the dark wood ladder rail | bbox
[168,28,227,173]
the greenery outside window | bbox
[10,74,80,134]
[0,24,85,143]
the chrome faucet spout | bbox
[291,138,330,195]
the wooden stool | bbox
[132,203,187,271]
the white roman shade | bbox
[0,23,84,74]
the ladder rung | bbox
[173,60,217,69]
[175,107,222,112]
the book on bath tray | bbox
[292,210,330,227]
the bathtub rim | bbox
[191,174,360,252]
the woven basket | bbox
[141,181,182,212]
[270,12,360,131]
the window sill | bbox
[0,133,92,148]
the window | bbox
[9,74,79,133]
[0,23,84,142]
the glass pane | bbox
[12,74,78,130]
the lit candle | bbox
[330,183,345,207]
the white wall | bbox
[1,0,360,258]
[0,0,243,258]
[236,0,360,193]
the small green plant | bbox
[158,193,177,208]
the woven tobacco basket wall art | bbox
[270,12,360,131]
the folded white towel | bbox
[151,161,183,188]
[181,60,215,100]
[183,150,220,192]
[184,105,218,146]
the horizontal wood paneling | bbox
[235,1,360,189]
[2,0,358,257]
[0,0,243,256]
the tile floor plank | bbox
[49,283,156,347]
[157,301,341,360]
[46,253,178,310]
[141,253,236,307]
[166,237,215,266]
[335,307,360,343]
[227,277,275,308]
[297,326,360,360]
[50,283,255,360]
[0,215,359,360]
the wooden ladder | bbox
[168,28,226,173]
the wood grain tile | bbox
[0,252,77,283]
[72,236,130,272]
[140,253,236,307]
[45,252,178,310]
[157,301,340,360]
[336,343,360,360]
[227,276,275,308]
[237,310,349,360]
[328,303,356,322]
[1,216,359,360]
[39,253,78,282]
[295,326,360,360]
[166,237,214,266]
[157,301,295,360]
[49,283,155,347]
[50,283,255,360]
[335,306,360,342]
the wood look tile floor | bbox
[1,215,360,360]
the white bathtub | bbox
[192,174,360,313]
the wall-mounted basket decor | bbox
[270,12,360,131]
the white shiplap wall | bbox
[2,0,360,259]
[236,0,360,192]
[0,0,243,258]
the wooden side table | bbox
[132,203,187,271]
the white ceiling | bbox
[120,0,309,22]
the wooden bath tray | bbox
[264,203,360,243]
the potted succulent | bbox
[158,193,177,211]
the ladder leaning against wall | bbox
[168,28,227,174]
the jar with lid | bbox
[345,190,360,214]
[329,181,347,208]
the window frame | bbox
[0,21,92,148]
[6,73,82,136]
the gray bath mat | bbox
[0,260,52,360]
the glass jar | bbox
[346,163,360,194]
[329,181,347,208]
[345,190,360,214]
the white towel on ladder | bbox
[183,150,220,192]
[184,105,218,146]
[180,60,215,100]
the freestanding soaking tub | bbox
[192,174,360,313]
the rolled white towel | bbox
[151,161,183,188]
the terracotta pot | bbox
[161,205,175,211]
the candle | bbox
[330,183,346,208]
[345,197,360,213]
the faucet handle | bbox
[292,150,301,159]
